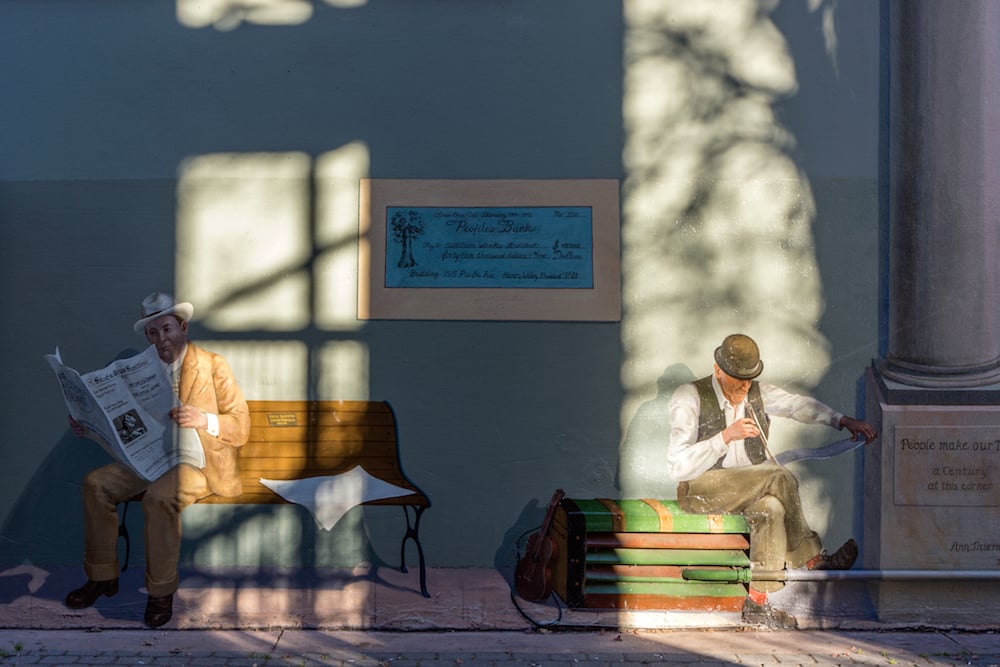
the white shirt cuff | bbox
[205,412,220,437]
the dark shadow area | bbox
[0,432,96,568]
[2,345,144,569]
[494,497,550,592]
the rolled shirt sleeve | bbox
[667,380,844,482]
[759,384,842,428]
[667,383,729,482]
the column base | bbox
[879,357,1000,389]
[863,368,1000,624]
[873,361,1000,405]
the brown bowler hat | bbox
[715,333,763,380]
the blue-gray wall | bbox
[1,0,880,572]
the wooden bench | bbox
[120,400,431,596]
[551,498,750,611]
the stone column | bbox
[864,0,1000,624]
[882,0,1000,388]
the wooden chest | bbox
[552,498,751,611]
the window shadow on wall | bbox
[171,144,423,612]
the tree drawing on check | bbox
[391,209,425,268]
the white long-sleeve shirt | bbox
[666,375,843,482]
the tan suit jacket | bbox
[179,343,250,497]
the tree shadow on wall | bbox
[616,363,696,500]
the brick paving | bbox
[0,629,998,667]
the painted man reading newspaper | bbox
[64,292,250,628]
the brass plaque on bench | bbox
[265,413,300,427]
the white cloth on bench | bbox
[260,465,418,530]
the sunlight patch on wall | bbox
[619,0,831,498]
[315,142,370,331]
[193,340,309,401]
[808,0,841,76]
[177,0,312,30]
[177,0,367,31]
[317,340,369,400]
[177,152,313,332]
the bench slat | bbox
[246,425,396,444]
[248,399,392,413]
[586,532,751,550]
[586,548,750,567]
[586,564,734,582]
[200,487,427,506]
[240,441,398,459]
[248,401,394,426]
[238,456,407,472]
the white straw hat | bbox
[133,292,194,334]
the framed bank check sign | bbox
[359,179,620,321]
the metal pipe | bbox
[758,569,1000,581]
[682,568,1000,583]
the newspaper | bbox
[774,435,867,466]
[45,345,205,481]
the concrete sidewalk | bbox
[3,564,998,666]
[0,628,998,666]
[0,564,935,632]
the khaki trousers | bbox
[81,462,211,597]
[677,463,822,593]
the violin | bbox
[514,488,565,602]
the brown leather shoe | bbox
[65,579,119,609]
[144,593,173,628]
[807,538,859,570]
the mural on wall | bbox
[359,179,621,321]
[384,206,595,290]
[17,0,1000,634]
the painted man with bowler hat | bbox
[65,292,250,628]
[667,333,877,627]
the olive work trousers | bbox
[677,463,823,594]
[80,462,212,598]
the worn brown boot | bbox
[65,579,119,609]
[807,538,859,570]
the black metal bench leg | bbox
[399,505,429,597]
